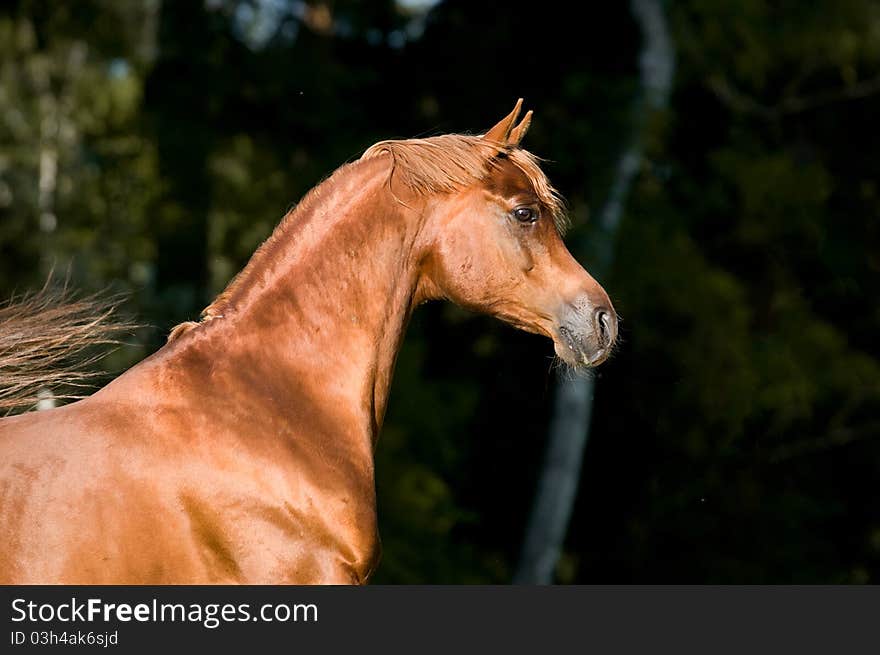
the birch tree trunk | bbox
[513,0,675,584]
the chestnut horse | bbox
[0,101,616,584]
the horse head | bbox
[402,100,618,368]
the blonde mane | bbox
[361,134,567,233]
[168,133,568,342]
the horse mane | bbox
[0,284,136,413]
[168,133,568,342]
[361,134,567,233]
[168,169,339,342]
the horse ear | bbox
[483,98,523,144]
[508,110,533,146]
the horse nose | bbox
[593,307,617,347]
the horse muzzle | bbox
[553,301,618,368]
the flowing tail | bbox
[0,283,137,413]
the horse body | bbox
[0,102,617,583]
[0,371,381,583]
[1,158,402,583]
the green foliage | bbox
[373,334,505,583]
[570,0,880,582]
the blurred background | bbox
[1,0,879,583]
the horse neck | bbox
[168,157,428,442]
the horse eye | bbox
[512,206,537,223]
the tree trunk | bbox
[513,0,675,584]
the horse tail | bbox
[0,283,136,413]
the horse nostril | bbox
[594,308,617,347]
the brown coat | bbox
[0,105,616,583]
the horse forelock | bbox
[361,134,568,234]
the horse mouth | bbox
[555,325,609,368]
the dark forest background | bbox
[1,0,879,583]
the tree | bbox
[514,0,676,584]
